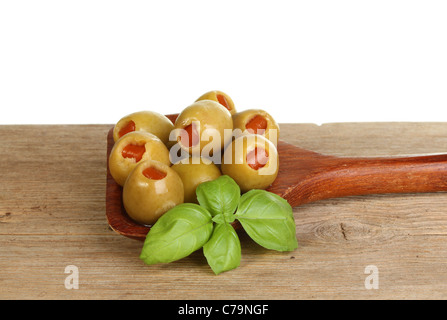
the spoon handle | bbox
[282,153,447,206]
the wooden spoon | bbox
[106,114,447,241]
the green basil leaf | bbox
[234,190,298,252]
[203,223,241,275]
[140,203,213,265]
[196,175,240,217]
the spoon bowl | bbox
[106,114,447,241]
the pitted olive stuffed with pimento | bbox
[113,110,174,145]
[195,90,236,115]
[109,90,280,226]
[221,134,279,193]
[123,160,184,225]
[232,109,280,146]
[173,99,233,156]
[109,131,171,186]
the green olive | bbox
[109,131,171,186]
[123,160,184,225]
[232,109,280,146]
[221,134,279,193]
[171,157,222,203]
[195,90,236,115]
[112,111,174,146]
[173,100,233,156]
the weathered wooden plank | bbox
[1,123,446,299]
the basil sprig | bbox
[140,175,298,274]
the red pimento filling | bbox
[180,123,199,148]
[121,144,145,162]
[245,115,267,135]
[217,94,231,111]
[118,120,136,138]
[246,147,269,170]
[142,167,167,180]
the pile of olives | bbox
[109,90,280,226]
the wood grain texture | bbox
[1,123,447,300]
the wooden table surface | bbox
[1,122,447,300]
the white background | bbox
[1,0,446,125]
